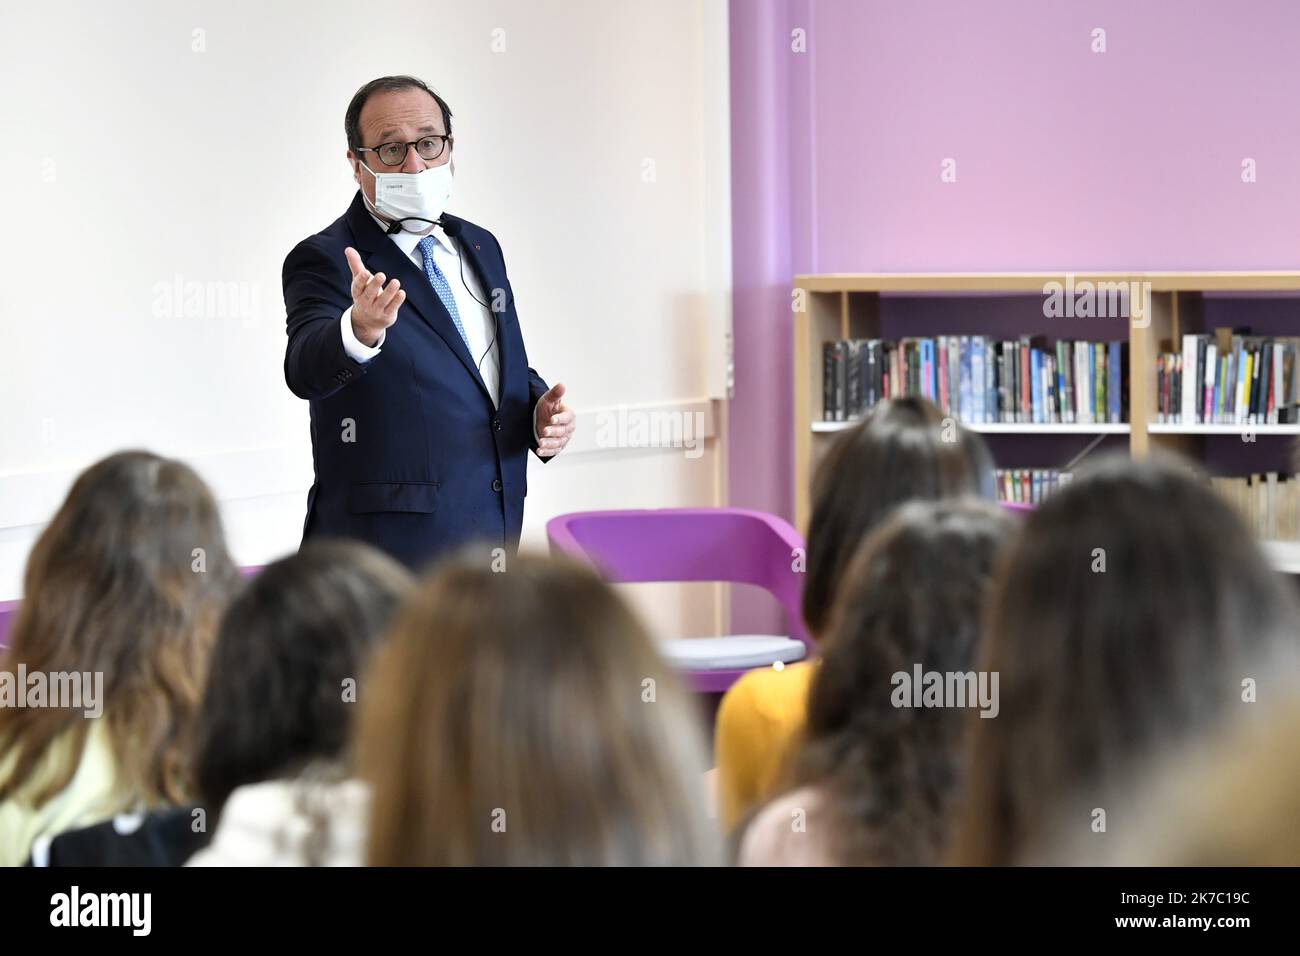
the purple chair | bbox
[0,598,19,654]
[546,508,812,693]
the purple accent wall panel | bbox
[728,0,1300,633]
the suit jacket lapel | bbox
[345,194,491,401]
[452,220,512,398]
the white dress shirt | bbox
[340,218,542,440]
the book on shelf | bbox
[821,336,1128,425]
[1210,473,1300,541]
[996,468,1071,505]
[1160,331,1300,425]
[823,340,845,422]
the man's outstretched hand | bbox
[535,383,575,458]
[346,246,405,347]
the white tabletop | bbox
[1263,540,1300,575]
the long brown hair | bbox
[357,551,719,865]
[955,453,1300,865]
[0,451,239,807]
[802,397,995,637]
[789,499,1013,865]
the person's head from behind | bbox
[957,453,1300,865]
[192,540,412,817]
[792,499,1013,865]
[357,551,718,865]
[0,450,239,806]
[802,397,995,637]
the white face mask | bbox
[357,160,454,235]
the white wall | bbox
[0,0,732,636]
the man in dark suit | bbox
[283,75,574,570]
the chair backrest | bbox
[0,598,22,654]
[547,508,810,649]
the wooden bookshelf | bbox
[793,272,1300,532]
[813,421,1131,435]
[1147,424,1300,435]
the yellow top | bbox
[0,720,132,866]
[714,661,817,833]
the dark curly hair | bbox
[792,498,1013,865]
[192,540,412,818]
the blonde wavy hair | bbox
[0,451,240,807]
[357,551,719,866]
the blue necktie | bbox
[417,235,470,352]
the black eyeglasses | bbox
[356,134,452,167]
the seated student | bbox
[738,500,1013,866]
[0,451,240,867]
[715,397,996,832]
[184,540,411,866]
[32,540,410,866]
[357,552,720,865]
[954,454,1300,866]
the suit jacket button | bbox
[492,479,503,492]
[492,418,501,431]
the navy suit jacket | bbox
[283,192,550,571]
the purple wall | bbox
[728,0,1300,633]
